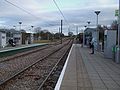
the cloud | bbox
[0,0,119,35]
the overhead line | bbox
[4,0,39,19]
[52,0,69,25]
[4,0,55,26]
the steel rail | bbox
[0,38,68,63]
[37,41,73,90]
[0,45,50,63]
[0,39,72,89]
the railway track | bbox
[38,42,71,90]
[0,38,69,63]
[0,44,62,84]
[0,45,50,63]
[0,39,73,90]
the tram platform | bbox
[55,44,120,90]
[0,43,47,57]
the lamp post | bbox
[19,22,22,30]
[83,26,87,46]
[61,20,63,44]
[59,27,60,39]
[31,26,34,33]
[76,25,78,39]
[31,26,34,44]
[31,25,34,28]
[68,26,70,36]
[13,26,16,30]
[95,11,101,50]
[116,0,120,63]
[87,21,91,28]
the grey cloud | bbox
[0,0,118,35]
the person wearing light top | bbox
[90,37,95,54]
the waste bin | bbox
[112,46,117,62]
[115,46,120,63]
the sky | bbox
[0,0,119,34]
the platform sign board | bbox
[115,9,119,16]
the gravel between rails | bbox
[0,40,71,90]
[38,42,72,90]
[0,38,69,62]
[1,40,73,90]
[0,45,51,62]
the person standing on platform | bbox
[90,37,95,54]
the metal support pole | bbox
[68,27,70,36]
[19,22,22,30]
[20,24,21,30]
[87,21,90,28]
[68,27,70,33]
[95,11,100,51]
[82,29,84,47]
[83,32,84,45]
[31,26,34,44]
[61,20,63,44]
[59,27,60,39]
[96,14,99,50]
[76,26,78,39]
[83,26,87,46]
[116,0,120,63]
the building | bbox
[0,28,35,46]
[13,31,22,45]
[0,31,6,48]
[0,29,22,46]
[83,28,97,47]
[21,32,33,44]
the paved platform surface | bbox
[56,44,120,90]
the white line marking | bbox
[54,44,75,90]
